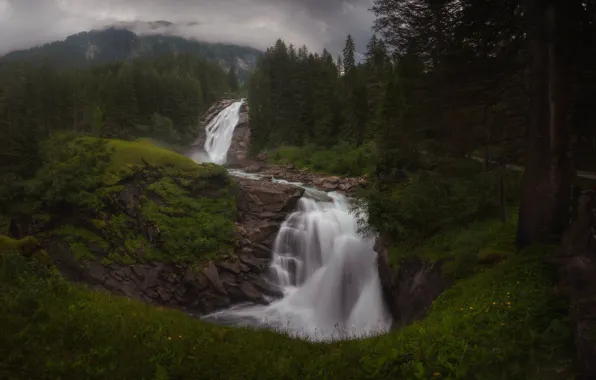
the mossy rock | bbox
[0,235,53,266]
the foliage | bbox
[0,226,574,379]
[25,133,112,210]
[364,159,522,244]
[268,142,378,177]
[389,211,518,279]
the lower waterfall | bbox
[205,183,391,341]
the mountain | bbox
[1,24,261,83]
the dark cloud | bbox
[0,0,375,56]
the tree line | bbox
[247,0,596,248]
[0,53,236,182]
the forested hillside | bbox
[2,27,261,82]
[0,53,236,207]
[248,0,596,244]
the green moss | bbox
[0,215,9,236]
[0,235,38,255]
[69,242,96,261]
[140,176,236,263]
[48,225,109,262]
[0,235,53,266]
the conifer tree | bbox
[228,64,240,93]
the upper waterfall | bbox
[204,100,244,165]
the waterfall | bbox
[205,184,391,341]
[203,100,244,164]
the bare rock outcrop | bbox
[374,234,451,329]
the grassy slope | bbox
[11,136,237,265]
[0,217,575,380]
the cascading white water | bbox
[205,184,391,341]
[203,100,244,164]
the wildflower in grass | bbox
[492,302,496,305]
[469,307,473,310]
[168,337,172,340]
[506,301,510,305]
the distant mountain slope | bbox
[1,26,261,82]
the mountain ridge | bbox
[1,24,262,82]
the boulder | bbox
[234,177,304,219]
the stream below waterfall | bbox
[193,101,391,341]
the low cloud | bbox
[0,0,375,56]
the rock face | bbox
[374,235,451,329]
[234,176,304,253]
[553,191,596,379]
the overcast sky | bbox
[0,0,376,56]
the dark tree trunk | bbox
[517,0,575,248]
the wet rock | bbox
[244,165,263,173]
[216,260,243,274]
[240,282,268,304]
[203,263,227,295]
[239,254,269,271]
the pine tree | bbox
[228,64,240,93]
[343,35,356,74]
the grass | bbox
[267,142,377,177]
[0,214,575,379]
[103,138,204,185]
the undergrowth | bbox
[388,209,519,278]
[0,226,574,380]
